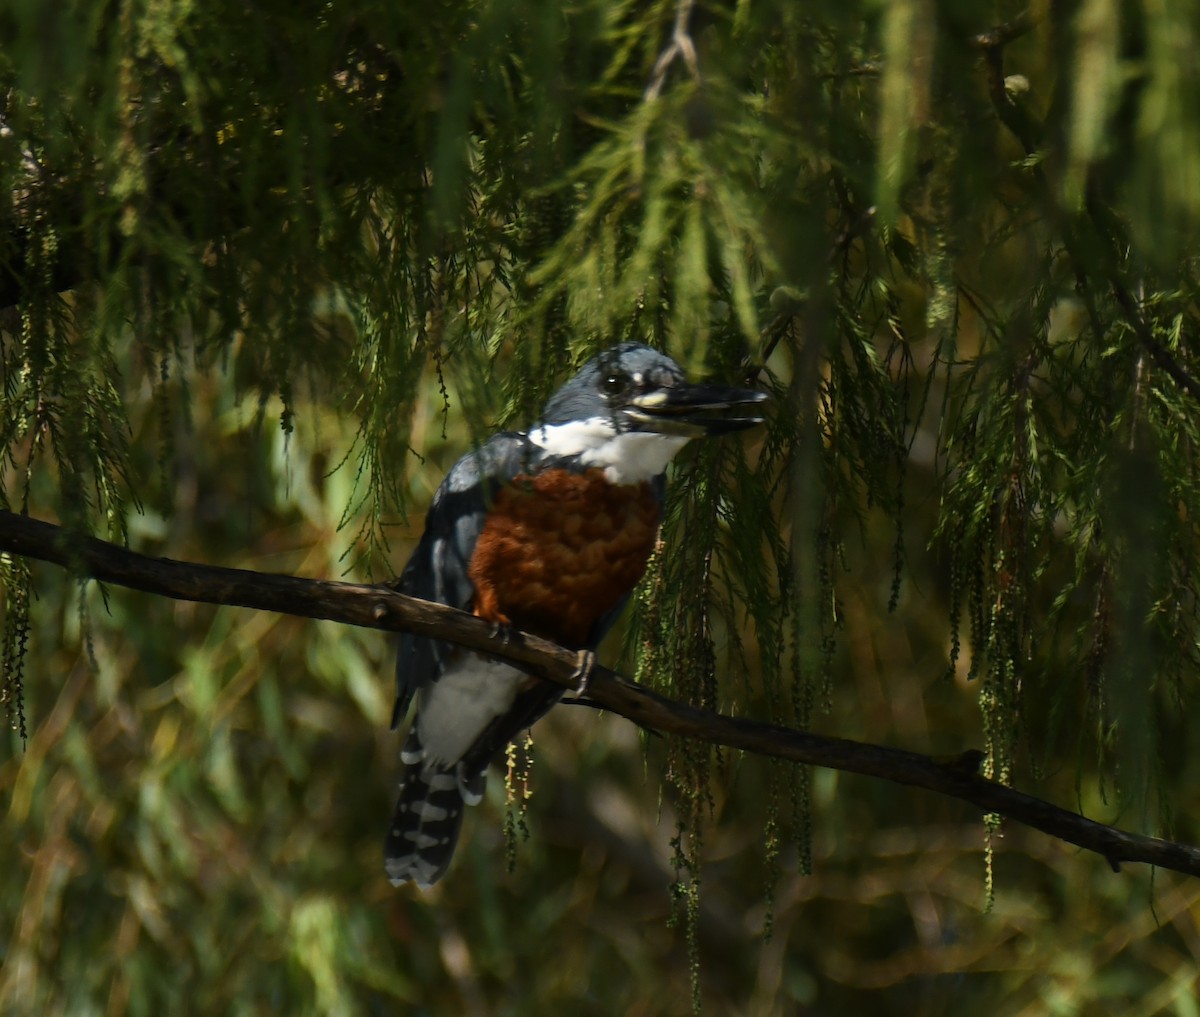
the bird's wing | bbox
[392,431,531,727]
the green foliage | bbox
[4,0,1200,1013]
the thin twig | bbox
[1109,275,1200,405]
[3,508,1200,877]
[644,0,701,102]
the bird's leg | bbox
[570,649,596,696]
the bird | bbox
[385,342,767,887]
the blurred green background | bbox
[4,0,1200,1013]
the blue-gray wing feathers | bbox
[392,432,532,725]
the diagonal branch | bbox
[970,9,1200,407]
[3,507,1200,878]
[1108,274,1200,405]
[968,10,1038,51]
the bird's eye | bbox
[602,373,626,396]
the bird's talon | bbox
[570,649,596,696]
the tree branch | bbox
[1107,273,1200,405]
[968,10,1038,51]
[644,0,701,102]
[969,10,1200,407]
[3,508,1200,878]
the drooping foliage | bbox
[4,0,1200,1013]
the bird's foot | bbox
[488,620,513,645]
[570,649,596,697]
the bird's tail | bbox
[384,732,486,888]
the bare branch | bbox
[968,11,1039,51]
[644,0,701,102]
[4,508,1200,878]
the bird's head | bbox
[531,343,767,484]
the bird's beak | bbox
[624,383,768,436]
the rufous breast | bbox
[468,468,661,647]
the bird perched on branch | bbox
[386,342,766,887]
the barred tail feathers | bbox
[384,732,487,888]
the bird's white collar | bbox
[528,417,692,485]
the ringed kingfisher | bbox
[385,342,766,887]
